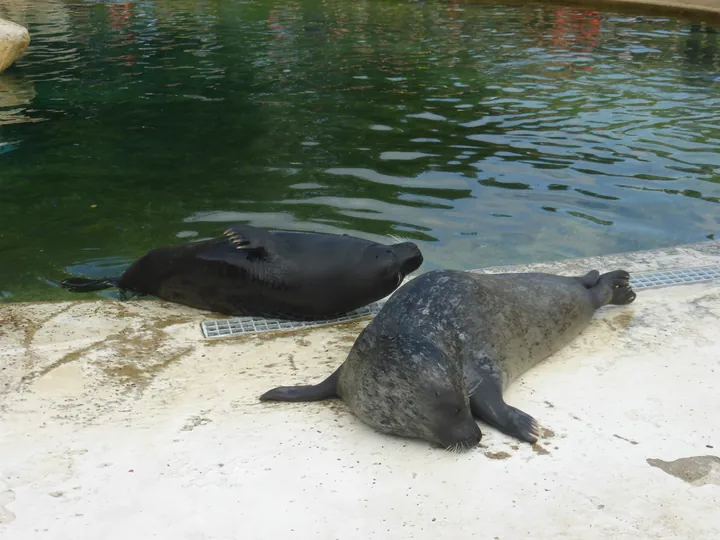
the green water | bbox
[1,0,719,303]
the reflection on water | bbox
[0,74,38,125]
[686,23,719,70]
[0,0,719,301]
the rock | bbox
[0,18,30,74]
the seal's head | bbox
[405,378,482,451]
[345,334,481,451]
[361,241,424,291]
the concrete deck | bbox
[1,241,720,539]
[560,0,720,17]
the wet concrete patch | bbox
[485,451,511,460]
[647,455,720,486]
[181,415,213,432]
[0,488,16,524]
[532,443,550,455]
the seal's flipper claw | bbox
[469,377,540,444]
[610,284,636,305]
[221,224,278,258]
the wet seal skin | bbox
[59,223,423,320]
[260,268,636,451]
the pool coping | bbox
[187,238,720,337]
[201,262,720,338]
[497,0,720,19]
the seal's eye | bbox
[455,407,461,415]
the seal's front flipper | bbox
[222,224,278,259]
[197,224,291,287]
[469,377,540,443]
[259,368,340,403]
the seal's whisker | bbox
[389,234,411,244]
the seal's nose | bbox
[439,420,482,451]
[394,242,424,275]
[465,426,483,448]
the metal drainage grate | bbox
[201,301,385,339]
[200,264,720,339]
[629,265,720,290]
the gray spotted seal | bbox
[260,268,636,449]
[59,223,424,320]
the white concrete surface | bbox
[1,241,720,539]
[568,0,720,17]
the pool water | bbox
[1,0,719,302]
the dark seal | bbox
[260,268,636,449]
[59,224,424,320]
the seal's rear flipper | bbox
[60,277,119,293]
[574,270,600,288]
[591,270,636,307]
[259,368,340,402]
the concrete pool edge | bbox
[201,239,720,338]
[0,240,719,539]
[471,238,720,278]
[579,0,720,17]
[494,0,720,19]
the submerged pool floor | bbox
[0,240,719,539]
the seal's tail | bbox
[60,277,119,293]
[259,368,340,402]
